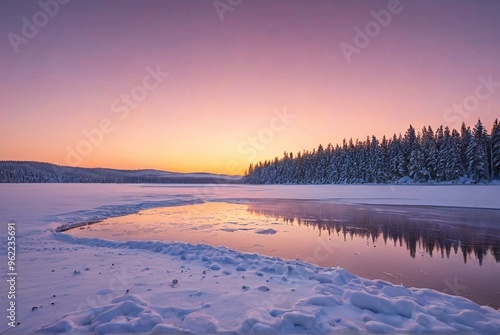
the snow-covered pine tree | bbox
[323,143,335,183]
[327,145,340,183]
[364,136,373,183]
[442,127,463,181]
[421,126,438,181]
[314,144,329,183]
[491,119,500,179]
[402,125,418,177]
[408,142,426,182]
[435,125,444,151]
[347,139,357,183]
[466,119,489,182]
[435,125,447,181]
[247,163,254,175]
[451,128,465,180]
[286,151,295,183]
[369,135,388,183]
[388,134,405,180]
[339,139,350,183]
[304,149,316,183]
[296,151,305,183]
[460,123,472,172]
[380,136,390,182]
[352,139,364,183]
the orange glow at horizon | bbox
[1,1,499,175]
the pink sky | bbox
[0,0,499,174]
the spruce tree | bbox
[402,125,418,175]
[490,119,500,179]
[421,126,438,180]
[442,127,463,181]
[408,144,426,182]
[466,119,489,182]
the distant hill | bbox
[0,161,242,184]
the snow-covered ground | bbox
[1,184,500,334]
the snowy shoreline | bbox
[1,184,500,334]
[36,234,500,334]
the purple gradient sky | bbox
[0,0,499,174]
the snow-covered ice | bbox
[1,184,500,334]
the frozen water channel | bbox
[67,199,500,309]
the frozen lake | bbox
[2,183,500,333]
[67,199,500,308]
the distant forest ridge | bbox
[244,119,500,184]
[0,161,241,184]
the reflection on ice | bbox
[66,200,500,308]
[247,200,500,265]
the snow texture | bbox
[1,184,500,334]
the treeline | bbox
[244,119,500,184]
[0,161,240,184]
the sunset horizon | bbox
[1,0,499,175]
[2,2,500,332]
[1,116,498,176]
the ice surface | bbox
[1,184,499,334]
